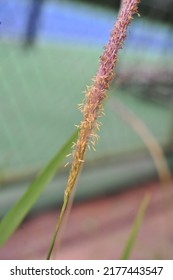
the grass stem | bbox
[46,193,69,260]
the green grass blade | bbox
[120,194,151,260]
[0,130,78,247]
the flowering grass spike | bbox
[47,0,141,260]
[65,0,140,197]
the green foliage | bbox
[0,130,78,247]
[121,194,151,260]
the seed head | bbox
[65,0,140,197]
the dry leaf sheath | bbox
[47,0,140,259]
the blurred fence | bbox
[0,0,173,214]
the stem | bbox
[109,97,172,185]
[46,193,69,260]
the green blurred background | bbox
[0,0,173,217]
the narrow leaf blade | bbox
[0,130,78,246]
[121,194,151,260]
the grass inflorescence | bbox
[47,0,141,259]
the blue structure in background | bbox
[0,0,173,53]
